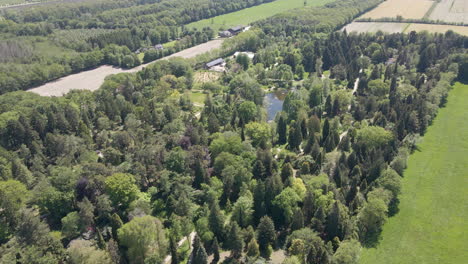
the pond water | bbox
[264,90,287,121]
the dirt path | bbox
[28,39,224,97]
[164,231,196,264]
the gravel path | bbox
[28,39,224,97]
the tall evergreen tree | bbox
[209,202,225,242]
[277,113,288,145]
[257,216,276,254]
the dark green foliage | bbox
[257,216,276,254]
[192,234,208,264]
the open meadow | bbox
[359,0,434,19]
[430,0,468,24]
[185,0,334,31]
[360,82,468,264]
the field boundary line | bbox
[423,0,439,19]
[402,23,412,33]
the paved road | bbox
[28,39,224,97]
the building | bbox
[206,58,225,68]
[155,44,164,50]
[206,58,226,72]
[228,25,245,35]
[219,30,233,38]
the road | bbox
[28,39,224,97]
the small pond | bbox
[264,90,287,121]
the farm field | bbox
[429,0,468,24]
[360,82,468,264]
[343,22,408,34]
[407,23,468,35]
[343,22,468,36]
[359,0,433,19]
[185,0,334,31]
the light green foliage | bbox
[118,215,168,264]
[0,180,28,240]
[0,180,28,220]
[331,89,352,113]
[105,173,139,208]
[357,197,388,245]
[273,187,301,225]
[61,212,81,240]
[396,83,417,100]
[282,256,302,264]
[356,126,393,149]
[360,83,468,264]
[67,239,112,264]
[367,79,389,97]
[238,101,258,123]
[332,239,361,264]
[375,168,401,197]
[290,178,307,200]
[246,238,260,257]
[231,193,254,228]
[209,132,244,157]
[245,122,271,147]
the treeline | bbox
[356,17,468,27]
[255,0,384,38]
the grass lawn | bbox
[185,0,334,31]
[359,82,468,264]
[187,91,206,105]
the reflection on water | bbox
[264,90,287,121]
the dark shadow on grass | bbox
[361,231,383,248]
[388,197,400,217]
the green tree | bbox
[231,194,254,228]
[288,121,302,150]
[245,122,271,148]
[118,216,168,264]
[356,126,393,149]
[192,234,208,264]
[238,101,257,124]
[273,187,301,226]
[357,197,388,246]
[62,211,81,240]
[78,197,95,230]
[246,238,260,258]
[331,239,361,264]
[211,237,220,264]
[277,113,288,145]
[228,222,243,259]
[209,202,225,242]
[257,216,276,255]
[105,173,139,208]
[0,180,28,241]
[67,239,112,264]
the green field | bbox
[185,0,334,31]
[360,82,468,264]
